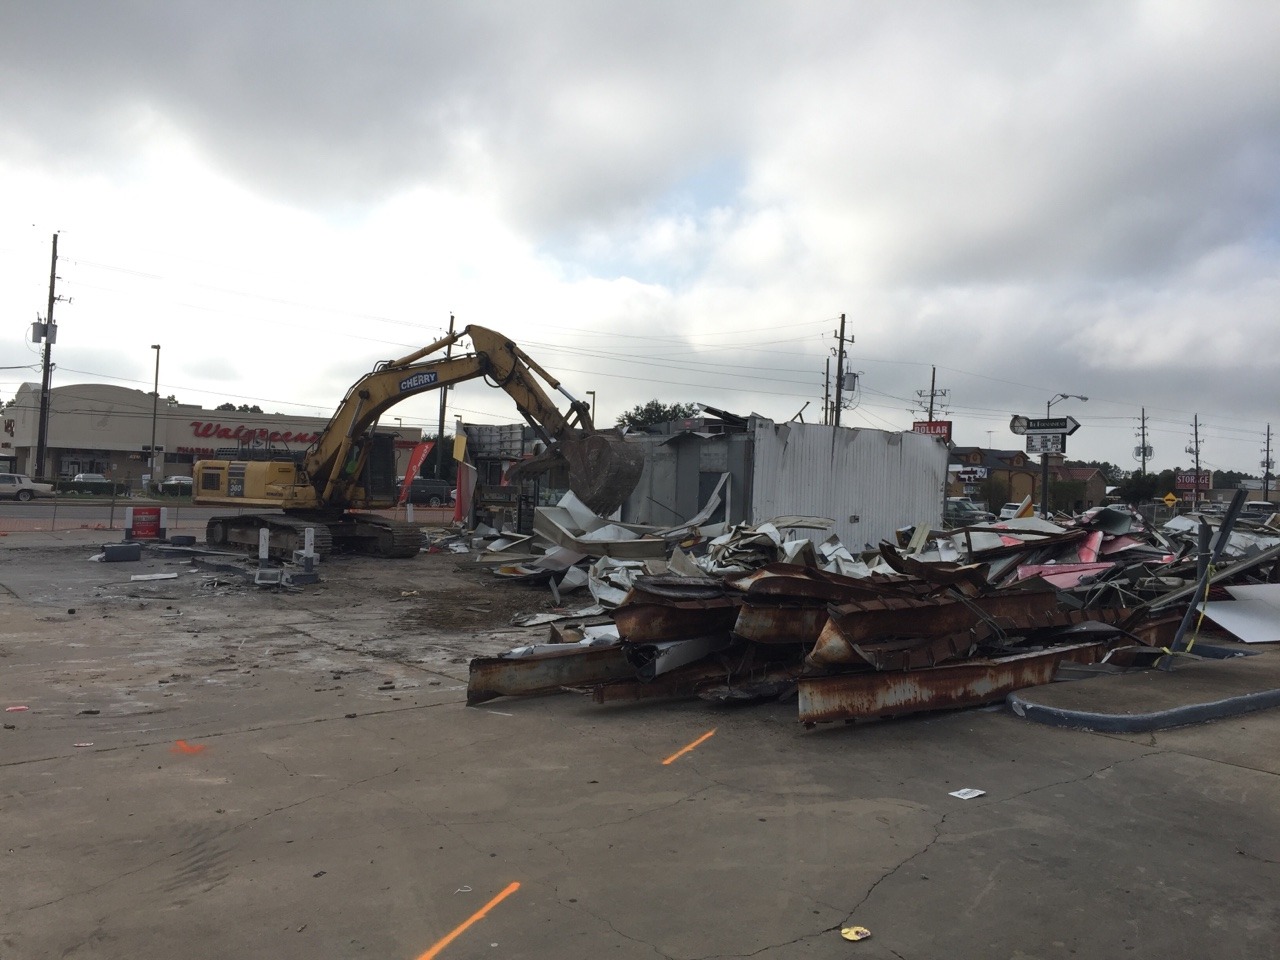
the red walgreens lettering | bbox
[189,421,320,444]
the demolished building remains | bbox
[462,481,1280,727]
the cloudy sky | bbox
[2,1,1278,478]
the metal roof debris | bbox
[455,488,1280,725]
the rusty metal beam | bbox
[797,641,1108,726]
[811,597,1132,668]
[877,543,989,595]
[733,599,829,645]
[467,645,634,704]
[611,598,741,642]
[809,588,1062,666]
[849,631,975,671]
[725,563,936,602]
[584,659,734,703]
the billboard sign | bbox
[912,420,952,442]
[1175,471,1212,491]
[1026,434,1065,454]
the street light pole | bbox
[1042,392,1087,518]
[150,344,161,488]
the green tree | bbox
[1213,470,1254,489]
[616,400,699,430]
[215,402,263,413]
[1113,472,1159,505]
[978,477,1010,510]
[1065,459,1123,482]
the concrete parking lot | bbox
[2,532,1278,959]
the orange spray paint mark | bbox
[170,740,207,754]
[415,881,520,960]
[662,728,717,765]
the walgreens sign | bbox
[189,421,321,445]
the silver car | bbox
[0,473,54,502]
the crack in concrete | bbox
[227,765,402,834]
[825,751,1168,952]
[1097,731,1280,780]
[560,898,675,960]
[841,815,946,928]
[1234,846,1279,865]
[539,784,717,836]
[992,750,1164,804]
[682,926,833,958]
[260,750,299,778]
[0,700,468,770]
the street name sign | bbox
[1010,415,1081,436]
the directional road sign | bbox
[1014,415,1081,436]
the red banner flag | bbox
[398,441,435,505]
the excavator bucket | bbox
[559,432,645,515]
[508,431,644,516]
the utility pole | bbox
[1263,425,1273,502]
[1185,415,1202,502]
[823,358,831,426]
[149,345,161,483]
[916,366,948,422]
[434,313,456,479]
[34,233,62,480]
[831,314,852,428]
[1139,407,1149,475]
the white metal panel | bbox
[749,419,949,550]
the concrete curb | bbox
[1007,686,1280,732]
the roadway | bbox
[0,499,451,534]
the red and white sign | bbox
[913,420,953,442]
[397,441,436,505]
[126,506,166,541]
[188,421,322,445]
[1175,471,1212,491]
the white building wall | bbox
[748,419,949,550]
[4,381,423,482]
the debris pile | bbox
[464,493,1280,725]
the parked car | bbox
[1240,501,1277,519]
[396,477,455,506]
[0,473,54,502]
[159,475,193,495]
[998,502,1023,520]
[72,473,109,483]
[943,501,995,527]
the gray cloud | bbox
[2,0,1278,472]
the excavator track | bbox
[206,513,336,561]
[206,513,423,560]
[324,514,424,558]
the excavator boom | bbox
[194,326,642,557]
[300,325,640,513]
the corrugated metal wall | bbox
[749,419,949,550]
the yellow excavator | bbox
[193,326,643,559]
